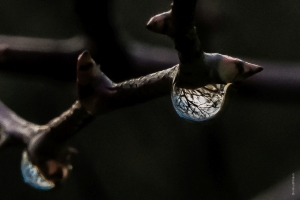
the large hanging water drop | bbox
[171,84,230,121]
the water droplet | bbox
[171,84,230,121]
[21,151,55,190]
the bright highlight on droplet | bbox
[171,84,230,121]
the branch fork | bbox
[0,0,263,190]
[147,1,263,89]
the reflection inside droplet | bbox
[171,84,230,121]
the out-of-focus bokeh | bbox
[1,0,300,200]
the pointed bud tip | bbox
[244,62,264,75]
[244,65,263,80]
[78,50,91,61]
[77,50,94,70]
[146,17,154,30]
[251,65,263,76]
[256,66,263,73]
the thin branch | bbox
[0,101,41,146]
[146,1,263,89]
[0,0,264,190]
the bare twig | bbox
[0,51,176,190]
[146,1,263,89]
[0,0,264,191]
[0,45,262,189]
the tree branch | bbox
[147,1,263,89]
[0,0,263,190]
